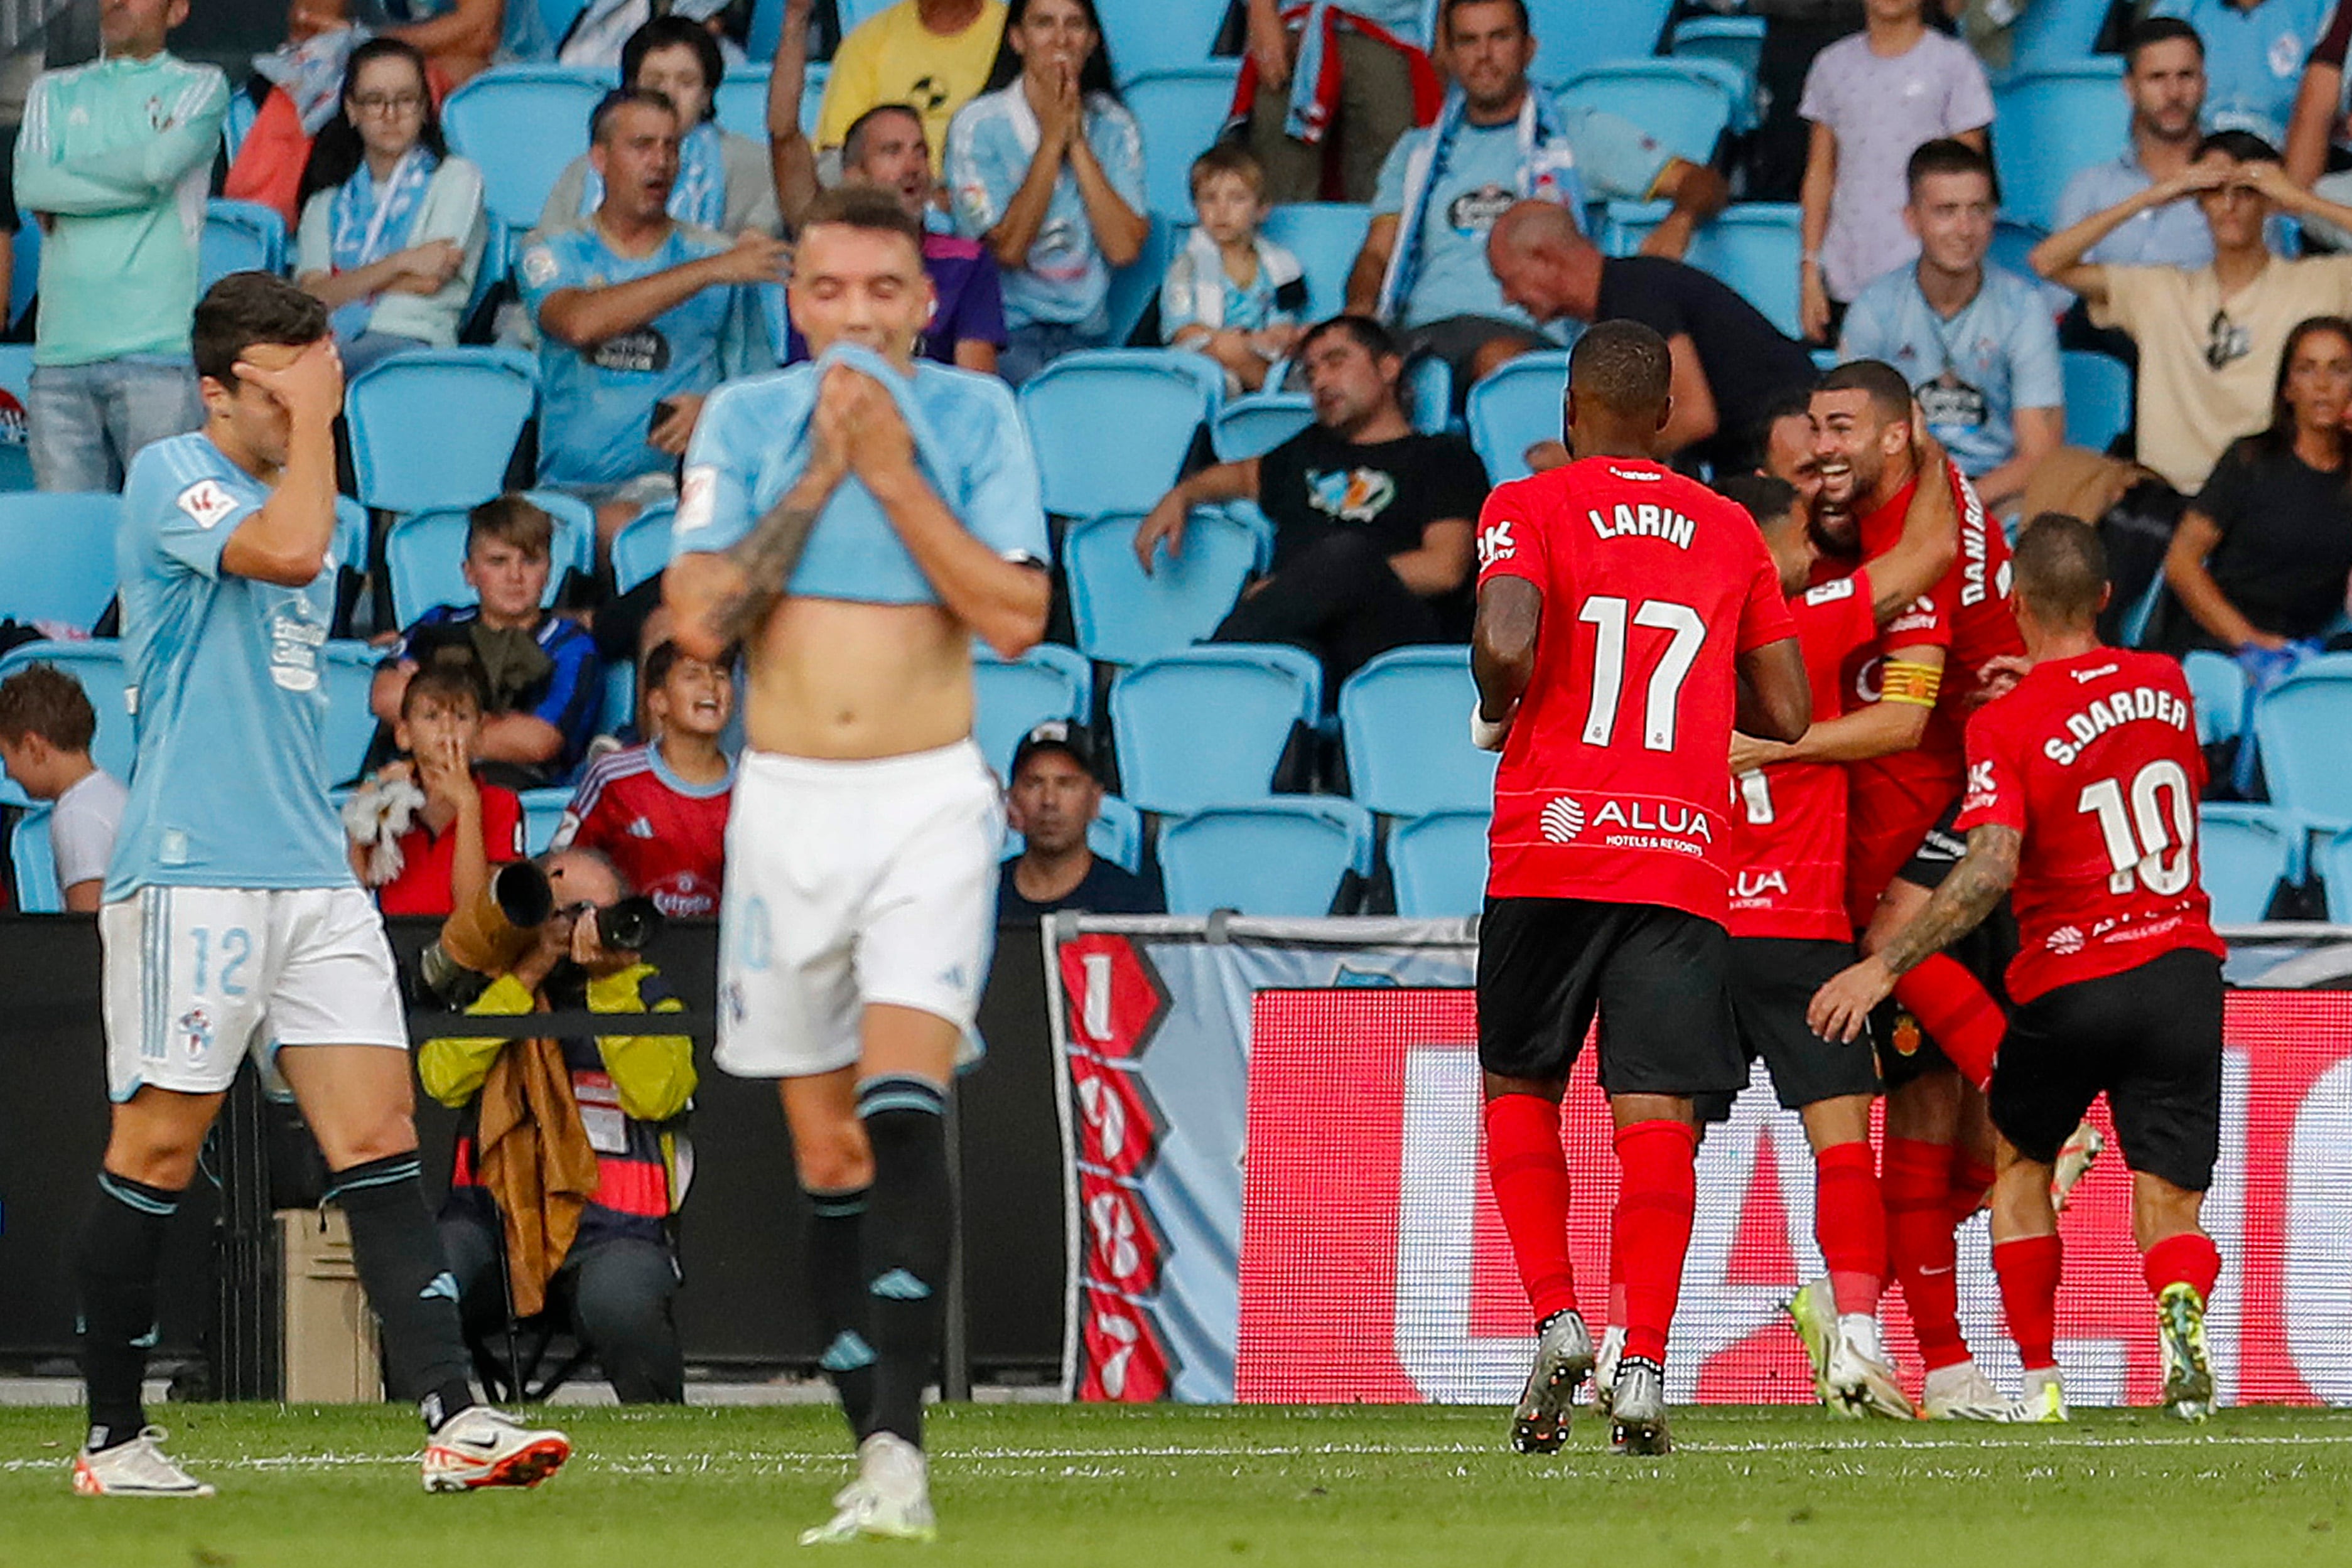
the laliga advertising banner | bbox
[1047,916,2352,1406]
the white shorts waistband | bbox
[740,738,990,790]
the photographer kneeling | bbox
[417,847,695,1404]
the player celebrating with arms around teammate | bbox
[1812,513,2226,1424]
[664,185,1049,1542]
[72,275,568,1498]
[1472,321,1811,1456]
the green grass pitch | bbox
[3,1402,2349,1566]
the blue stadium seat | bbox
[1102,0,1227,80]
[1338,646,1497,817]
[346,347,539,515]
[972,642,1093,779]
[2248,655,2352,825]
[1103,211,1183,348]
[2061,350,2130,457]
[1528,0,1673,79]
[335,495,369,575]
[1606,201,1803,340]
[1004,794,1146,873]
[1388,808,1490,918]
[1159,797,1374,915]
[223,88,259,166]
[1669,15,1764,95]
[712,67,826,141]
[202,199,288,287]
[1555,61,1745,166]
[0,343,31,493]
[12,805,58,913]
[1465,351,1568,484]
[1018,350,1221,518]
[321,640,385,787]
[0,491,121,629]
[1406,355,1454,435]
[443,67,607,230]
[1992,63,2130,231]
[612,500,675,594]
[2004,0,2118,80]
[2183,649,2245,747]
[538,0,588,47]
[1212,392,1315,462]
[1108,645,1320,814]
[2204,804,2294,925]
[0,640,133,800]
[519,787,573,856]
[1260,203,1373,324]
[1066,509,1258,666]
[600,658,636,734]
[382,490,595,626]
[1123,65,1242,217]
[752,0,885,57]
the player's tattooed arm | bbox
[707,496,823,648]
[1808,824,2019,1043]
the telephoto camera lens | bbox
[595,896,664,952]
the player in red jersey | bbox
[1472,321,1810,1456]
[556,641,735,916]
[1813,513,2227,1424]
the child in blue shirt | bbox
[1159,144,1307,394]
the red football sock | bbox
[1948,1154,1997,1230]
[1884,1136,1969,1371]
[1894,955,2004,1090]
[1813,1141,1886,1316]
[1484,1094,1577,1325]
[2142,1232,2221,1304]
[1993,1232,2063,1371]
[1612,1119,1698,1365]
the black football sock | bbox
[326,1154,477,1429]
[77,1172,182,1452]
[807,1185,877,1440]
[858,1076,952,1450]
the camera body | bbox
[418,860,666,1006]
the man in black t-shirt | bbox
[1133,315,1491,691]
[1487,200,1820,474]
[998,723,1163,924]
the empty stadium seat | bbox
[1108,645,1320,814]
[973,642,1093,779]
[520,787,573,855]
[1018,350,1221,518]
[751,0,885,57]
[0,640,132,801]
[202,199,288,287]
[1606,201,1803,340]
[382,490,595,627]
[443,67,607,230]
[1259,203,1373,324]
[1465,351,1568,484]
[1068,509,1258,665]
[321,640,385,787]
[2203,804,2294,925]
[1992,63,2130,231]
[1211,392,1316,462]
[2063,350,2131,458]
[612,500,675,594]
[1556,61,1745,166]
[1528,0,1673,79]
[1102,0,1227,80]
[12,805,58,913]
[1338,646,1497,817]
[0,491,120,629]
[2004,0,2118,80]
[1003,793,1146,873]
[1669,15,1764,94]
[1159,797,1374,915]
[345,347,539,515]
[2248,655,2352,825]
[711,67,827,140]
[2183,649,2245,747]
[1388,808,1490,918]
[1103,212,1183,347]
[1123,65,1243,217]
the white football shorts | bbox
[716,740,1003,1078]
[100,885,409,1103]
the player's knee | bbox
[103,1109,210,1189]
[319,1112,420,1173]
[795,1122,875,1193]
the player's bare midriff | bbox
[742,594,976,760]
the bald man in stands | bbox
[1487,201,1819,473]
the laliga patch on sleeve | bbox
[176,478,239,530]
[520,245,560,289]
[676,465,716,534]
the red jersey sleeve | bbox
[1735,537,1798,654]
[1474,476,1548,590]
[1954,703,2027,838]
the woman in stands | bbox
[944,0,1149,384]
[292,38,489,375]
[2160,314,2352,657]
[540,15,780,237]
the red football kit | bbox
[1823,459,2024,923]
[1954,648,2226,1006]
[1477,456,1796,924]
[377,776,524,917]
[1725,569,1879,942]
[557,744,733,918]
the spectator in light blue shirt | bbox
[2056,17,2218,269]
[2150,0,2335,147]
[944,0,1148,386]
[1840,139,2064,515]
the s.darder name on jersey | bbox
[1587,502,1695,549]
[2042,684,2193,766]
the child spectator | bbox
[1160,145,1307,395]
[554,640,733,917]
[1797,0,1993,343]
[370,494,604,787]
[0,663,126,913]
[348,660,525,916]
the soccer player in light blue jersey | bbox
[69,274,569,1501]
[666,185,1050,1544]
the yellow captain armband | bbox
[1880,660,1943,709]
